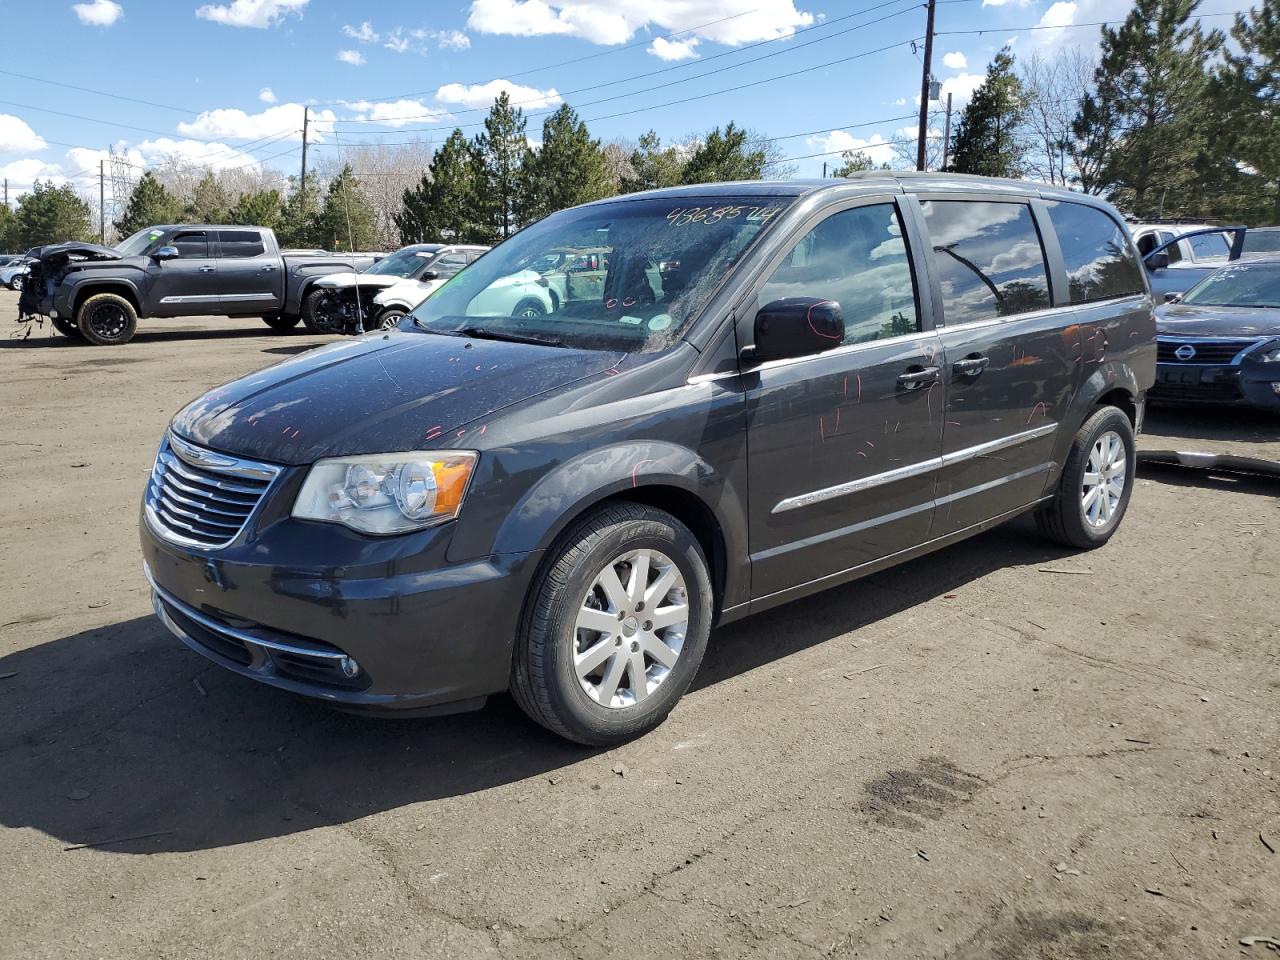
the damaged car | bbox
[16,225,380,345]
[304,244,488,334]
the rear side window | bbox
[1044,201,1144,303]
[920,200,1051,324]
[758,203,920,345]
[1188,233,1229,260]
[217,230,266,258]
[431,252,469,277]
[171,231,209,258]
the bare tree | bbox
[892,113,945,170]
[1020,48,1096,187]
[601,138,636,193]
[315,140,436,249]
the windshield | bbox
[1181,262,1280,308]
[366,246,439,277]
[1243,231,1280,254]
[405,196,791,352]
[115,227,166,257]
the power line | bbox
[0,68,196,114]
[934,10,1237,35]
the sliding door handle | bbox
[952,354,990,377]
[897,365,941,389]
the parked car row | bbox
[1,255,30,290]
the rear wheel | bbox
[511,503,712,746]
[76,293,138,346]
[263,312,300,333]
[511,297,546,320]
[1036,405,1135,549]
[51,317,81,339]
[10,276,23,291]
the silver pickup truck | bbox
[16,224,380,345]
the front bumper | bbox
[141,510,539,715]
[1149,362,1280,410]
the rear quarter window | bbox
[217,230,267,258]
[1044,201,1145,303]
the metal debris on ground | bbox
[1038,568,1093,575]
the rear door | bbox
[215,229,283,313]
[907,194,1073,535]
[741,196,944,600]
[147,230,220,316]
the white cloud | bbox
[258,86,277,103]
[0,159,67,194]
[342,99,452,128]
[343,20,378,42]
[648,36,700,60]
[437,29,471,50]
[72,0,123,26]
[941,72,986,102]
[196,0,309,29]
[435,78,562,109]
[1039,1,1077,28]
[942,50,967,69]
[806,131,894,167]
[336,49,366,65]
[177,103,335,142]
[981,0,1031,6]
[133,138,263,170]
[466,0,813,46]
[0,115,47,153]
[343,21,474,55]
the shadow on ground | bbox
[1143,403,1280,446]
[2,323,322,350]
[0,518,1068,855]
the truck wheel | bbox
[51,317,82,339]
[377,308,407,330]
[510,503,712,746]
[511,298,546,320]
[76,293,138,346]
[1035,405,1135,550]
[301,289,342,334]
[263,313,300,333]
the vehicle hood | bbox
[27,241,122,263]
[312,271,401,291]
[170,331,625,465]
[373,277,441,306]
[1157,303,1280,339]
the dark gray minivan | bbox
[141,174,1156,745]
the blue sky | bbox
[0,0,1252,205]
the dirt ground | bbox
[1,291,1277,960]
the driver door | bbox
[740,198,944,600]
[147,230,220,316]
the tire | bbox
[10,276,23,291]
[511,297,546,320]
[377,308,407,330]
[75,292,138,346]
[51,316,82,339]
[301,288,342,334]
[1035,405,1135,550]
[511,503,713,746]
[263,312,301,333]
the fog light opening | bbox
[339,656,361,679]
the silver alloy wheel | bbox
[574,548,689,709]
[1081,429,1127,528]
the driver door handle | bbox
[198,265,215,273]
[952,355,990,376]
[897,365,941,389]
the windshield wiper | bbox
[455,325,564,347]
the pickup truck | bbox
[16,224,380,345]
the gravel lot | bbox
[2,291,1277,959]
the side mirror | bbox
[1145,251,1170,270]
[420,270,439,281]
[153,246,180,261]
[1164,292,1182,303]
[749,297,844,364]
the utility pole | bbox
[941,92,954,172]
[915,0,937,172]
[99,159,106,243]
[300,106,310,191]
[822,161,828,178]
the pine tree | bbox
[186,173,233,223]
[0,203,20,251]
[832,150,890,177]
[315,166,378,251]
[520,104,613,223]
[947,48,1029,178]
[276,176,322,248]
[620,131,686,193]
[681,123,768,184]
[471,93,528,241]
[17,181,94,247]
[1072,0,1222,217]
[114,172,184,237]
[396,129,484,244]
[229,189,282,230]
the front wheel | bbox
[76,293,138,346]
[51,316,82,339]
[301,289,343,334]
[1036,405,1135,549]
[511,503,712,746]
[10,276,23,291]
[377,308,407,330]
[511,297,546,320]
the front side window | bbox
[757,203,920,344]
[1181,263,1280,308]
[1045,201,1144,303]
[407,196,792,352]
[430,252,469,277]
[921,200,1051,325]
[216,230,265,258]
[1188,233,1230,261]
[171,231,210,258]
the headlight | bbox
[1259,343,1280,363]
[292,452,477,534]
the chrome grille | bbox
[145,433,280,548]
[1156,337,1262,365]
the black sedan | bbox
[1153,257,1280,410]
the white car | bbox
[1,259,31,290]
